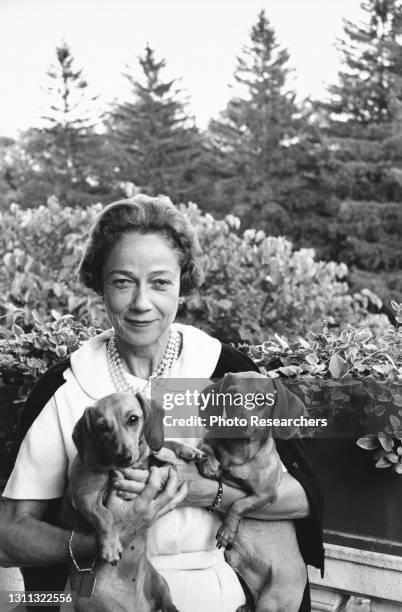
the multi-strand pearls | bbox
[106,328,181,394]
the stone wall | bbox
[309,543,402,611]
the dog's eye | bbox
[127,415,139,425]
[96,422,109,433]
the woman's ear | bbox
[136,393,165,452]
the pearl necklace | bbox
[106,328,181,394]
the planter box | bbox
[307,438,402,611]
[308,438,402,547]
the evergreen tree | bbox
[108,45,202,203]
[205,10,310,231]
[318,0,402,303]
[0,137,18,208]
[13,43,119,207]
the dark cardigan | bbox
[15,344,324,611]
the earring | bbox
[178,297,186,305]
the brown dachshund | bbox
[197,372,307,612]
[60,392,180,612]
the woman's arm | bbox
[0,498,97,568]
[0,466,189,569]
[115,462,309,520]
[180,465,310,519]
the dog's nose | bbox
[116,453,132,467]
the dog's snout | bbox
[116,453,132,467]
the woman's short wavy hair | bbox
[78,195,202,296]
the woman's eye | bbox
[113,278,132,288]
[127,415,139,425]
[153,279,171,288]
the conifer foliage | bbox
[4,43,117,207]
[319,0,402,302]
[108,45,202,203]
[206,10,304,231]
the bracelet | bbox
[206,478,223,513]
[68,529,96,573]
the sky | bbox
[0,0,365,137]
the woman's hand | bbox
[112,459,218,508]
[173,460,219,507]
[111,458,202,502]
[107,465,190,545]
[112,466,150,500]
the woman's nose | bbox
[130,285,151,310]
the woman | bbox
[0,195,323,611]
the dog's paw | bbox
[192,447,207,461]
[100,535,123,565]
[175,443,206,462]
[216,520,238,550]
[197,460,221,480]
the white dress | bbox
[3,324,246,612]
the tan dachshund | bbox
[60,392,180,612]
[197,372,307,612]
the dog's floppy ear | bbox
[200,374,232,421]
[136,393,165,452]
[270,379,307,439]
[72,407,94,461]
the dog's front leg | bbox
[216,489,279,550]
[70,471,123,565]
[161,440,206,462]
[95,490,124,565]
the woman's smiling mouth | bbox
[125,319,156,327]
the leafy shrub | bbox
[181,204,387,342]
[0,304,400,490]
[0,198,104,326]
[0,312,99,490]
[0,198,387,343]
[246,301,402,474]
[0,311,99,394]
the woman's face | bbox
[102,232,181,350]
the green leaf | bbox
[374,405,386,417]
[298,337,311,349]
[390,415,401,429]
[372,364,390,375]
[378,433,394,452]
[12,323,25,338]
[274,334,289,349]
[385,453,398,464]
[357,435,379,450]
[278,365,302,377]
[354,329,372,343]
[375,458,392,468]
[328,355,348,379]
[55,345,68,358]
